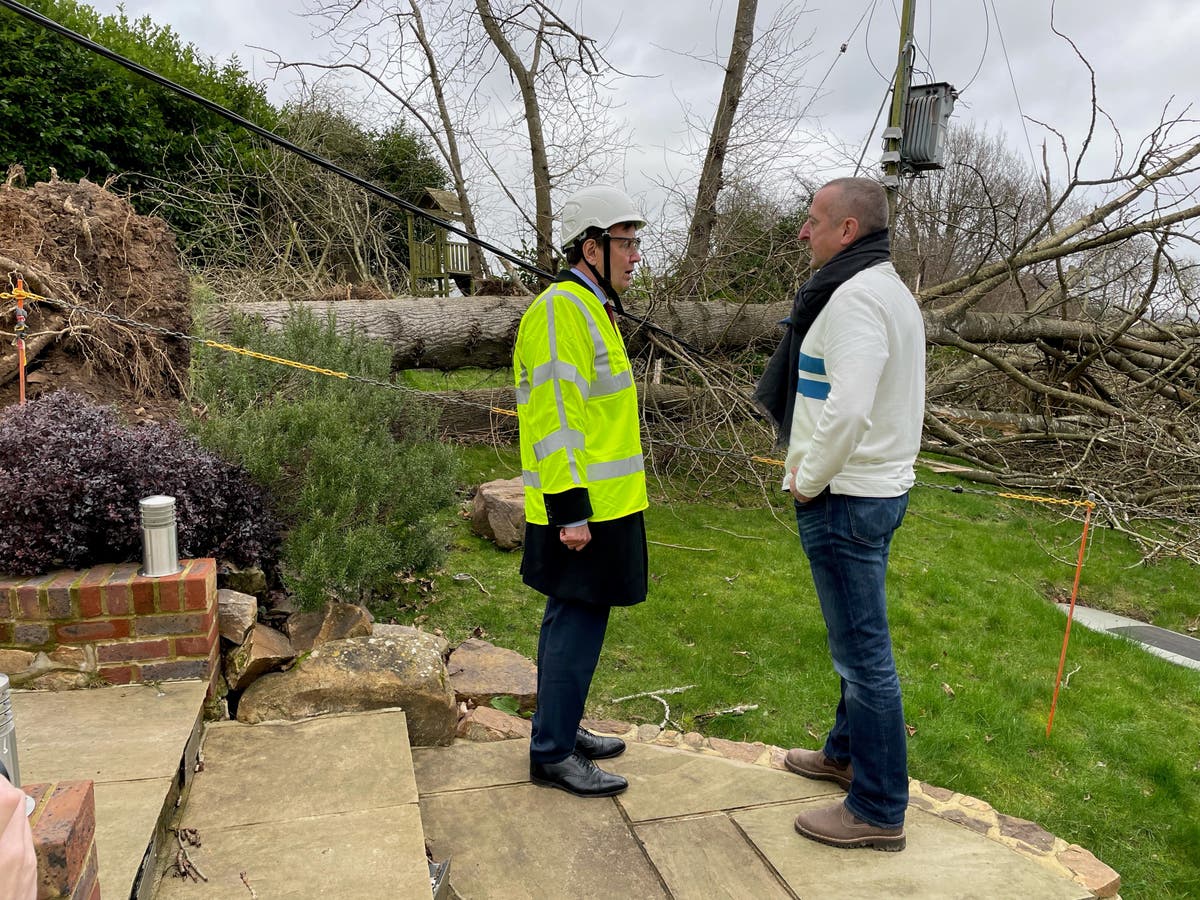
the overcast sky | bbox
[77,0,1200,248]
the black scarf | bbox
[753,229,893,445]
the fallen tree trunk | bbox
[205,296,1200,371]
[203,295,793,369]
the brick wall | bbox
[0,559,217,689]
[23,780,99,899]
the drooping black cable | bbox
[0,0,707,354]
[0,0,551,280]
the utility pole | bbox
[882,0,917,220]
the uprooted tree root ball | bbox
[0,174,192,413]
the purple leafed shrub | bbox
[0,391,280,576]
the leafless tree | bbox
[676,0,759,296]
[297,0,627,281]
[660,0,816,298]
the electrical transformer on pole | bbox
[881,0,958,218]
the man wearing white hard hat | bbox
[513,185,649,797]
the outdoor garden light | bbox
[140,495,181,578]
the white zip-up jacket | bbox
[783,261,925,499]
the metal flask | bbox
[140,495,181,578]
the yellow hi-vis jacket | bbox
[514,275,647,526]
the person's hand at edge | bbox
[0,773,37,900]
[559,523,592,551]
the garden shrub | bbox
[0,391,280,575]
[187,308,458,611]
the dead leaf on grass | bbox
[941,682,956,698]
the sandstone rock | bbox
[447,638,537,712]
[26,671,91,690]
[997,813,1057,853]
[218,562,267,596]
[708,737,769,766]
[47,646,89,669]
[217,589,258,644]
[1059,844,1121,898]
[470,477,526,550]
[0,649,35,674]
[1,646,97,690]
[456,705,532,741]
[636,723,661,742]
[224,623,295,692]
[920,782,955,802]
[940,807,991,836]
[372,623,449,658]
[287,602,374,653]
[580,718,633,738]
[235,634,457,746]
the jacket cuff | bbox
[545,488,592,526]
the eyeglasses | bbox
[603,234,642,252]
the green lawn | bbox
[404,444,1199,899]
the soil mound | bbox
[0,174,191,418]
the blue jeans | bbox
[795,491,909,828]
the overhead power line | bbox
[0,0,708,354]
[0,0,549,280]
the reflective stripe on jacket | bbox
[514,277,647,525]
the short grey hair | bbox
[823,177,889,235]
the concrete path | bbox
[414,738,1098,900]
[1059,603,1200,670]
[13,681,207,899]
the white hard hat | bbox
[560,185,647,250]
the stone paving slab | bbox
[419,782,667,900]
[634,813,792,899]
[609,740,839,822]
[14,681,208,898]
[733,798,1093,900]
[93,777,175,898]
[411,735,528,793]
[156,708,431,899]
[14,682,206,783]
[181,709,418,831]
[154,805,428,900]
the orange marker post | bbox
[1046,503,1093,736]
[13,278,28,405]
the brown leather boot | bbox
[783,747,853,790]
[794,801,906,851]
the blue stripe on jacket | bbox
[798,353,826,375]
[797,378,830,400]
[797,352,829,399]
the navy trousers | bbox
[529,596,611,764]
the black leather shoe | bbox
[530,751,628,797]
[575,726,626,760]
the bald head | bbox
[821,178,890,237]
[798,177,891,268]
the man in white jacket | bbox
[757,177,924,852]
